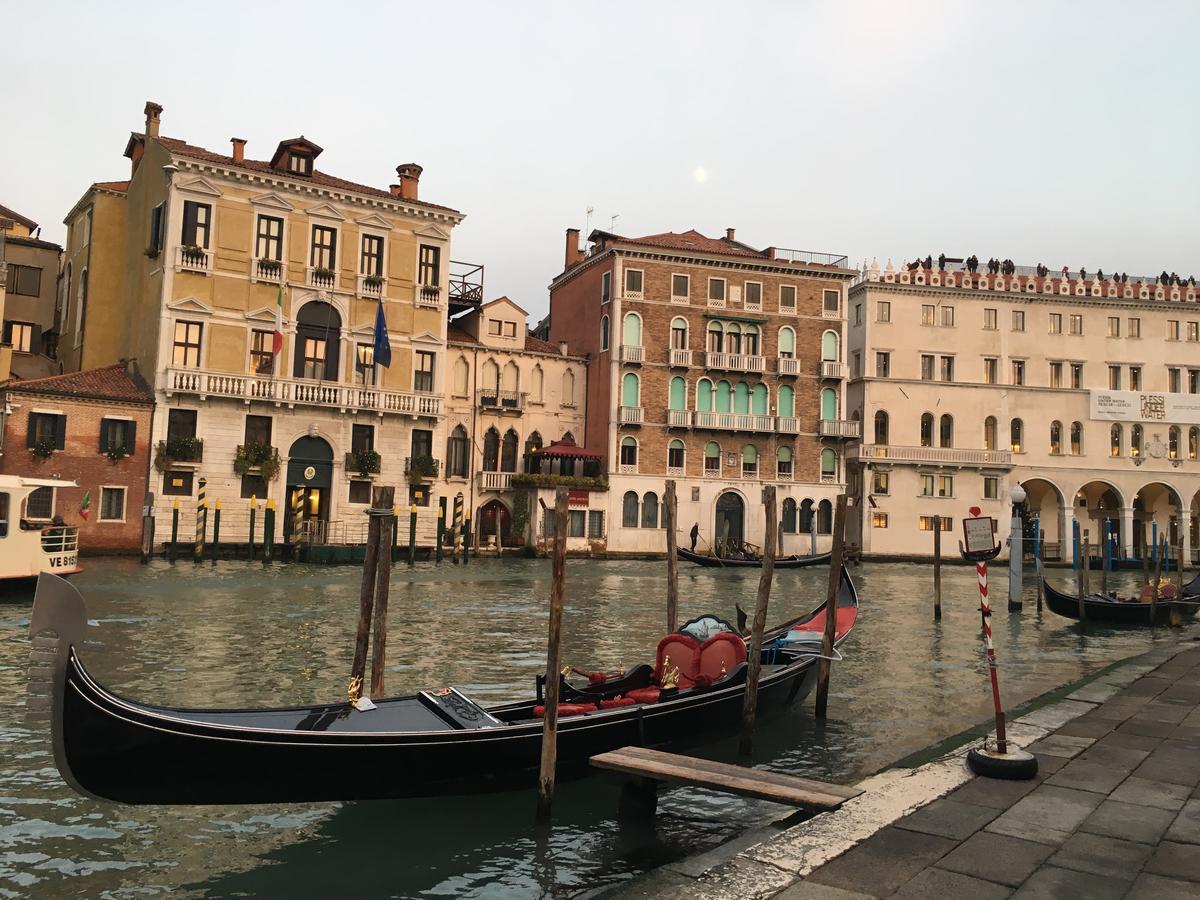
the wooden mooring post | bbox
[210,499,221,563]
[263,500,275,564]
[815,495,848,719]
[140,492,155,564]
[369,498,395,699]
[348,486,394,706]
[169,499,179,564]
[408,504,418,568]
[739,485,778,759]
[436,499,445,564]
[1074,520,1086,624]
[932,518,943,621]
[664,480,679,633]
[248,496,257,561]
[536,487,569,821]
[463,513,471,565]
[1151,535,1166,627]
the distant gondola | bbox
[677,547,832,569]
[30,568,859,805]
[1043,573,1200,625]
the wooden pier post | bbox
[815,495,848,719]
[1142,536,1151,587]
[369,498,395,699]
[536,487,569,821]
[463,513,471,565]
[210,499,221,563]
[140,492,155,564]
[933,519,943,621]
[193,478,207,564]
[436,499,445,564]
[1073,520,1086,623]
[392,505,399,562]
[248,496,257,561]
[350,486,393,704]
[1151,535,1165,627]
[263,500,275,564]
[739,485,778,758]
[665,480,679,633]
[169,499,179,564]
[408,504,418,568]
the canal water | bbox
[0,558,1193,898]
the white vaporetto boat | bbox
[0,476,82,584]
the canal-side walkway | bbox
[618,641,1200,899]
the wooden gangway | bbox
[590,745,861,816]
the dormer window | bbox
[269,137,324,175]
[288,153,312,176]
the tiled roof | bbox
[2,364,153,404]
[622,229,767,259]
[0,204,38,232]
[93,180,130,192]
[524,335,564,355]
[446,324,479,345]
[4,234,62,252]
[149,136,461,216]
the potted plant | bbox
[234,442,281,481]
[363,273,384,289]
[405,454,438,483]
[106,445,129,462]
[31,439,55,460]
[347,448,381,477]
[155,437,204,471]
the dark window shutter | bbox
[99,419,110,453]
[2,321,11,343]
[126,419,137,452]
[54,415,67,450]
[26,412,37,449]
[182,202,197,244]
[29,324,42,353]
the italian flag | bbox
[79,491,91,521]
[272,284,284,355]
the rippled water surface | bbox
[0,557,1193,898]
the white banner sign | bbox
[1089,390,1200,425]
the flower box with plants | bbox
[313,266,335,284]
[154,437,204,471]
[234,442,281,481]
[31,439,56,460]
[363,274,384,289]
[405,454,439,484]
[510,473,609,491]
[258,258,282,274]
[105,445,130,462]
[346,449,382,477]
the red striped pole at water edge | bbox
[975,553,1007,755]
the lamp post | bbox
[1008,483,1026,611]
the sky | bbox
[4,1,1198,320]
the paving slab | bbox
[689,856,796,900]
[771,882,875,900]
[1044,759,1133,794]
[1109,775,1191,811]
[891,798,997,840]
[1133,704,1191,725]
[985,785,1103,845]
[1009,865,1127,899]
[1144,840,1200,882]
[946,774,1040,810]
[934,831,1053,886]
[1092,731,1162,753]
[1045,831,1153,880]
[1078,798,1177,845]
[804,827,956,898]
[1014,700,1095,731]
[1055,717,1117,739]
[1164,799,1200,845]
[1116,717,1180,738]
[1025,733,1094,759]
[1124,872,1200,899]
[1065,682,1122,704]
[890,866,1012,900]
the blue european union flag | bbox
[373,301,392,368]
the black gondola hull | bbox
[1043,580,1200,625]
[677,548,831,569]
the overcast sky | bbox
[5,1,1198,319]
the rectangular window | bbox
[1069,314,1083,335]
[778,284,796,311]
[919,515,952,532]
[921,304,935,326]
[1011,360,1025,386]
[240,474,267,500]
[940,355,954,382]
[25,486,54,520]
[28,412,65,450]
[410,428,433,460]
[851,351,861,378]
[503,322,517,337]
[708,278,726,302]
[5,265,41,296]
[872,471,889,495]
[920,474,935,497]
[744,281,762,308]
[983,476,999,500]
[1188,322,1200,342]
[163,469,194,496]
[938,475,953,497]
[244,414,272,447]
[823,290,840,314]
[588,510,605,538]
[1129,366,1142,391]
[1049,313,1062,334]
[1108,365,1121,390]
[875,351,890,378]
[1107,316,1120,338]
[250,330,274,374]
[920,354,934,381]
[256,215,283,260]
[348,480,372,504]
[1190,370,1199,394]
[568,510,586,538]
[310,225,337,269]
[167,409,197,443]
[1169,368,1181,393]
[601,271,611,304]
[487,320,502,335]
[941,305,955,327]
[1011,310,1025,332]
[361,234,384,276]
[354,343,376,386]
[414,350,435,392]
[417,245,440,287]
[672,274,690,300]
[172,321,202,367]
[872,512,889,529]
[352,424,375,454]
[983,308,997,330]
[99,487,126,522]
[983,358,998,384]
[4,321,35,352]
[1070,362,1084,389]
[877,300,891,323]
[181,201,211,248]
[854,304,862,326]
[301,337,326,380]
[1128,317,1141,338]
[149,203,165,254]
[99,417,134,454]
[625,269,643,295]
[1167,320,1180,341]
[1049,361,1063,388]
[288,153,312,175]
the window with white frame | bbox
[779,285,796,312]
[876,300,890,323]
[625,269,643,295]
[708,278,726,303]
[744,281,762,308]
[256,215,283,260]
[99,486,126,522]
[671,273,689,300]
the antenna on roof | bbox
[610,214,620,233]
[584,206,593,241]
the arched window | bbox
[820,388,837,421]
[742,444,758,478]
[669,376,687,410]
[482,358,500,391]
[778,384,795,417]
[920,412,934,447]
[782,498,798,533]
[1011,418,1024,453]
[716,380,732,413]
[562,368,575,405]
[561,431,575,444]
[939,414,953,448]
[707,321,723,352]
[727,322,742,354]
[704,440,721,475]
[671,317,688,349]
[821,330,839,362]
[1050,420,1062,455]
[777,446,793,479]
[1110,424,1122,457]
[778,326,796,359]
[621,371,640,407]
[733,381,750,414]
[620,436,638,469]
[697,378,714,411]
[1071,421,1083,455]
[1190,426,1199,460]
[530,364,544,402]
[622,312,642,347]
[452,356,469,396]
[642,492,659,528]
[600,315,610,351]
[501,360,519,392]
[1131,424,1143,457]
[983,416,997,451]
[524,431,543,472]
[76,267,89,346]
[293,300,341,380]
[482,427,500,471]
[743,325,760,356]
[817,499,833,534]
[622,490,639,528]
[501,429,519,472]
[751,383,768,415]
[820,448,837,481]
[874,410,889,445]
[799,499,814,533]
[61,263,72,329]
[447,425,469,477]
[1168,425,1180,459]
[668,439,686,471]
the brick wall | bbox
[549,258,612,457]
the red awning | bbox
[535,440,601,460]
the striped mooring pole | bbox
[436,498,445,564]
[974,529,1007,755]
[291,489,304,556]
[193,478,208,564]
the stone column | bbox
[1061,504,1077,566]
[1118,506,1135,559]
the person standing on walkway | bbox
[690,523,699,552]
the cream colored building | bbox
[1,204,62,380]
[59,101,474,546]
[846,260,1200,563]
[443,297,589,547]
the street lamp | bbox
[1008,483,1027,610]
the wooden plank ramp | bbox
[590,745,861,809]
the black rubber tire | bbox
[966,746,1039,781]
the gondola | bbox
[677,547,832,569]
[1043,573,1200,625]
[30,568,860,805]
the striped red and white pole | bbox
[973,516,1007,755]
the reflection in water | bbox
[0,558,1191,897]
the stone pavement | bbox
[617,642,1200,899]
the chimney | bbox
[231,138,246,163]
[396,164,423,201]
[144,101,162,139]
[725,227,736,242]
[558,341,569,356]
[564,228,583,269]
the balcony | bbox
[346,449,381,475]
[478,471,513,491]
[776,416,799,434]
[667,409,692,427]
[821,361,848,380]
[669,348,693,367]
[449,261,484,314]
[818,419,861,439]
[671,294,689,305]
[851,444,1013,468]
[164,367,441,417]
[617,464,638,475]
[155,437,204,468]
[620,345,645,364]
[778,357,801,376]
[770,248,850,268]
[704,352,766,373]
[707,296,727,309]
[416,285,442,308]
[822,306,841,320]
[478,389,526,412]
[693,412,774,432]
[667,465,685,477]
[176,246,211,275]
[306,267,338,291]
[357,274,385,299]
[623,289,644,301]
[619,406,644,425]
[251,258,285,284]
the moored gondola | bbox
[31,568,859,805]
[1042,576,1200,625]
[677,547,831,569]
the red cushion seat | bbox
[697,632,747,681]
[533,703,597,718]
[625,687,661,704]
[599,696,637,709]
